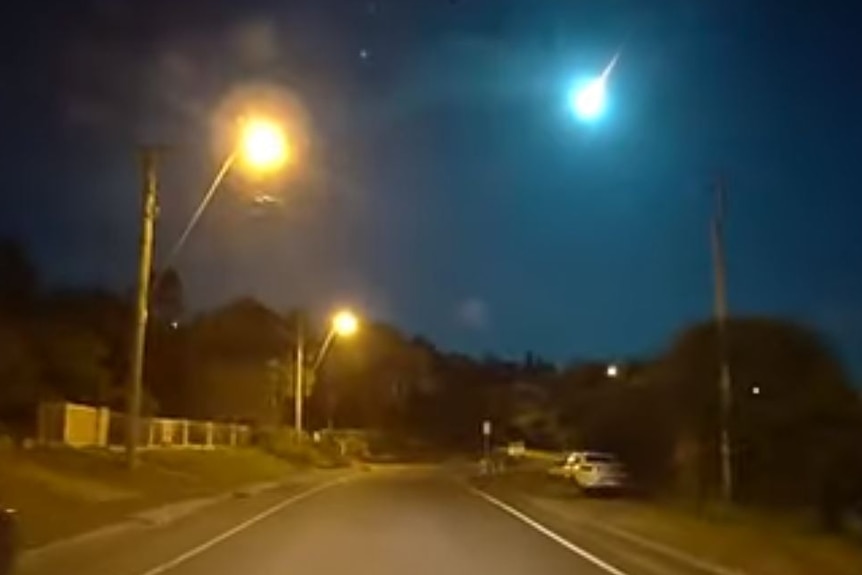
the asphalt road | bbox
[19,467,711,575]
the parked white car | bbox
[548,451,627,491]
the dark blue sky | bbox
[2,0,862,371]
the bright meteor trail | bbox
[570,51,620,122]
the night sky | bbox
[2,0,862,371]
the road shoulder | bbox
[471,469,862,575]
[18,469,354,575]
[470,475,740,575]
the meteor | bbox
[570,51,620,122]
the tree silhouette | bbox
[0,237,38,313]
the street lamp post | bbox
[294,315,305,437]
[125,117,289,469]
[293,310,358,437]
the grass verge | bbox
[0,446,304,548]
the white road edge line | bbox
[138,476,350,575]
[469,488,631,575]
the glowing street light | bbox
[606,364,619,378]
[294,309,361,436]
[239,118,290,172]
[569,52,619,123]
[314,310,360,372]
[332,309,359,337]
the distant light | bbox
[359,48,370,60]
[170,321,179,329]
[752,386,761,396]
[606,364,619,378]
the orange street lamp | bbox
[293,310,361,436]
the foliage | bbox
[255,428,348,467]
[187,298,287,360]
[320,323,437,432]
[0,244,126,424]
[151,267,184,324]
[0,323,42,413]
[40,289,131,408]
[0,237,38,313]
[29,321,112,405]
[179,298,291,424]
[1,236,860,528]
[504,381,571,449]
[653,318,862,509]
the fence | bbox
[38,401,251,450]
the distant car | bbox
[547,451,627,492]
[506,441,526,458]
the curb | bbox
[131,495,229,527]
[232,481,281,498]
[21,521,139,564]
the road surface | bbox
[20,467,713,575]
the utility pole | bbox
[294,315,305,438]
[711,177,733,503]
[126,148,159,469]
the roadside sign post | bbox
[0,508,16,575]
[481,420,492,469]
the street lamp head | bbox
[239,118,290,172]
[332,310,359,337]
